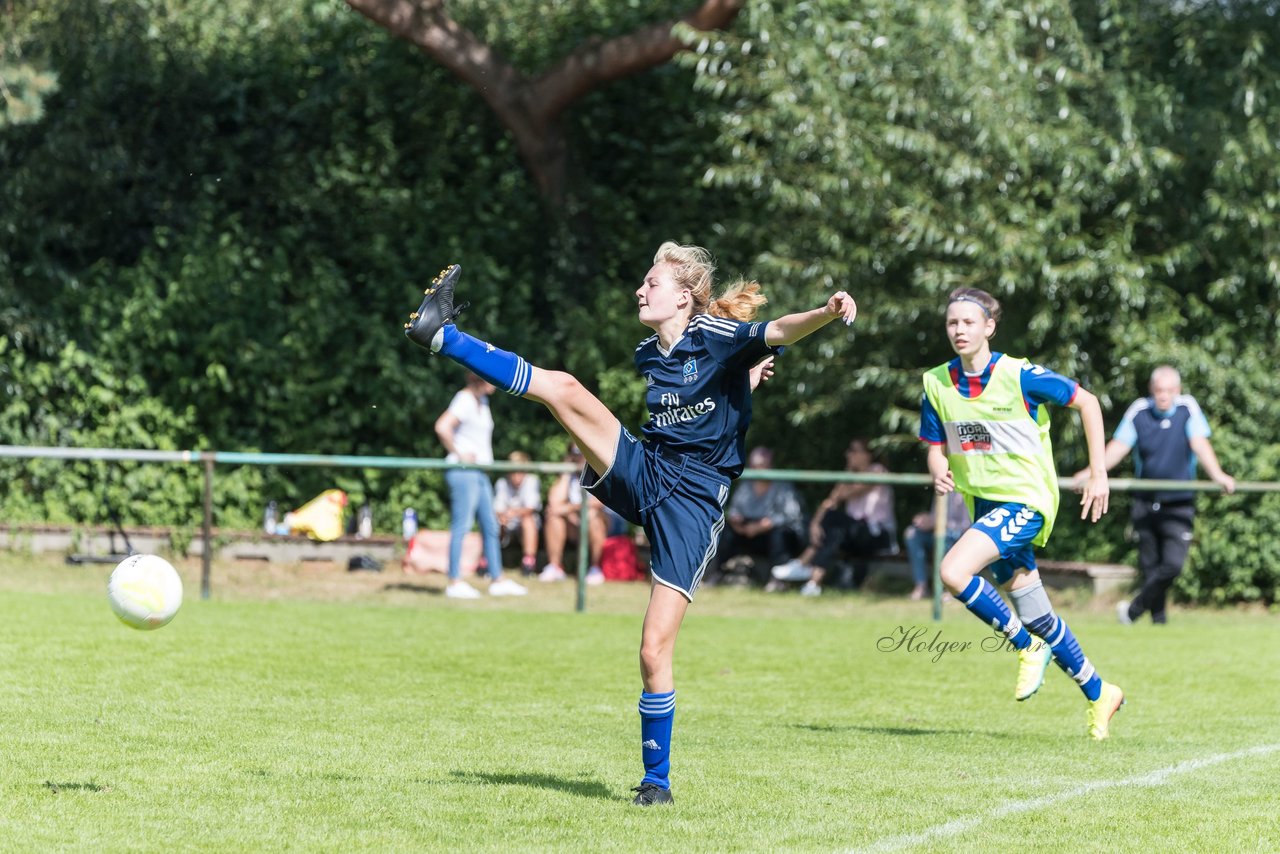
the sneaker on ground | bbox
[445,580,481,600]
[799,580,822,597]
[1014,640,1052,701]
[489,577,528,597]
[631,783,673,806]
[1116,599,1134,625]
[586,567,605,586]
[403,264,469,351]
[539,563,567,582]
[1087,681,1126,740]
[771,558,812,582]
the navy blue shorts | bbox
[582,427,731,601]
[970,497,1044,585]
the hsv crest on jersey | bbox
[682,358,698,384]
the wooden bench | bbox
[865,554,1135,596]
[2,523,402,567]
[1035,560,1136,595]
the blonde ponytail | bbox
[709,279,767,321]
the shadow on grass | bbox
[44,781,109,794]
[791,723,1012,738]
[381,582,444,596]
[450,770,614,800]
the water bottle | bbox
[264,501,278,535]
[402,508,418,542]
[357,504,373,539]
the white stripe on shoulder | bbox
[690,314,740,338]
[1175,394,1204,418]
[691,313,739,330]
[635,334,658,353]
[1121,397,1151,421]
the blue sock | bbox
[438,326,531,396]
[638,690,675,789]
[1024,613,1102,701]
[959,576,1032,650]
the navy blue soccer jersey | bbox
[635,313,777,478]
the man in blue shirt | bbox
[1079,366,1235,624]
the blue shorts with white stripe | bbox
[970,497,1045,585]
[583,427,731,601]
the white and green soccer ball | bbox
[107,554,183,630]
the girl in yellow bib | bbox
[920,287,1124,739]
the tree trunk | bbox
[343,0,744,206]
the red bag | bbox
[600,534,645,582]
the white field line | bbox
[849,743,1280,854]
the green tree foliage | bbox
[0,0,1275,601]
[0,0,742,531]
[694,0,1279,601]
[0,3,57,128]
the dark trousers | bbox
[811,508,892,590]
[1130,500,1195,623]
[718,525,805,586]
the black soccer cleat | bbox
[631,783,674,806]
[403,264,469,351]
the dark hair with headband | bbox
[947,287,1001,322]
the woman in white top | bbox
[433,372,527,598]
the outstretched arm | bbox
[1069,388,1110,522]
[765,291,857,346]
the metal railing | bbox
[1,444,1275,616]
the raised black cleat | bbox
[404,263,469,351]
[631,783,674,806]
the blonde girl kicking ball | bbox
[405,242,857,800]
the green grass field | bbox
[1,552,1277,852]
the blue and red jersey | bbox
[919,353,1079,445]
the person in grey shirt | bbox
[713,446,807,586]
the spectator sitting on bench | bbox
[540,445,606,582]
[713,445,807,586]
[771,437,897,595]
[494,450,543,577]
[904,490,970,600]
